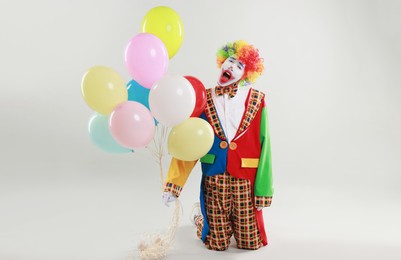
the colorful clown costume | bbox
[164,84,273,250]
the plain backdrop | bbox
[1,0,400,259]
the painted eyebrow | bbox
[228,57,244,68]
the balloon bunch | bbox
[81,6,213,162]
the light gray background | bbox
[1,0,400,259]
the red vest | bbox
[202,87,265,183]
[227,100,263,182]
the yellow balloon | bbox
[168,118,214,161]
[81,66,128,115]
[141,6,184,58]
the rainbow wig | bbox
[216,40,264,86]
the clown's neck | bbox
[216,82,239,88]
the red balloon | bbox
[184,76,207,117]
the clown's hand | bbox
[256,207,264,211]
[162,192,176,207]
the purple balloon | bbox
[124,33,169,89]
[109,101,155,149]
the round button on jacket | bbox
[220,141,228,149]
[229,142,237,150]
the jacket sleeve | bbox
[254,101,274,207]
[164,157,198,197]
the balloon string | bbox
[158,125,165,191]
[129,199,181,260]
[128,124,180,260]
[146,124,169,190]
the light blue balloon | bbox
[88,114,132,154]
[127,79,158,125]
[127,80,150,109]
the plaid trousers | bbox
[196,172,263,250]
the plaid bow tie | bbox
[215,84,239,98]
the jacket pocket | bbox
[241,158,259,168]
[200,154,216,164]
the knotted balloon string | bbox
[126,124,182,260]
[134,199,182,259]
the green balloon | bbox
[88,114,132,154]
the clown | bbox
[163,40,273,251]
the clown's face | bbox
[217,57,245,87]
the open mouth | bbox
[219,70,232,83]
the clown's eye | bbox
[237,65,242,70]
[229,59,234,63]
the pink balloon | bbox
[124,33,169,89]
[109,101,155,149]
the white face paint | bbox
[217,57,246,87]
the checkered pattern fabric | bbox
[255,196,272,208]
[196,172,263,250]
[164,182,182,197]
[204,89,226,140]
[215,83,239,98]
[195,214,204,240]
[237,89,265,136]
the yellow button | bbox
[220,141,228,149]
[229,142,237,150]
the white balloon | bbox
[149,75,196,127]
